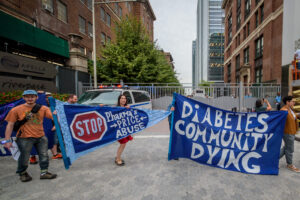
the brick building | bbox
[222,0,283,84]
[0,0,155,93]
[164,52,174,70]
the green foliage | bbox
[0,91,69,104]
[0,90,23,104]
[52,93,69,101]
[97,17,179,83]
[198,81,214,87]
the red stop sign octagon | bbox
[70,111,107,143]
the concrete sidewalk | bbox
[1,119,300,200]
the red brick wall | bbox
[0,0,155,58]
[223,0,283,84]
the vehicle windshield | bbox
[78,90,121,106]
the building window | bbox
[42,0,54,13]
[236,76,240,84]
[256,0,261,5]
[88,22,93,37]
[244,47,249,64]
[57,0,67,23]
[255,11,259,28]
[236,54,240,71]
[255,36,263,83]
[236,12,241,30]
[87,0,92,10]
[100,7,105,21]
[236,0,241,30]
[115,3,119,13]
[236,34,240,48]
[247,21,250,36]
[227,13,232,45]
[87,50,92,60]
[244,0,251,20]
[107,36,111,43]
[227,63,231,82]
[235,55,240,83]
[79,46,85,54]
[115,3,118,14]
[255,36,264,58]
[229,46,232,56]
[255,67,262,83]
[106,13,111,27]
[126,2,132,12]
[79,16,86,34]
[101,32,106,45]
[119,6,122,17]
[237,0,241,8]
[243,26,246,40]
[260,4,264,23]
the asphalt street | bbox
[1,118,300,200]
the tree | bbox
[198,81,214,87]
[92,17,179,84]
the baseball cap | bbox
[22,90,38,96]
[45,92,52,96]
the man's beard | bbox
[26,101,36,105]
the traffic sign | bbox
[70,111,107,143]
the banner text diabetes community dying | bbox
[174,101,274,173]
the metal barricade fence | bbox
[79,82,281,111]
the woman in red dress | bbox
[115,95,133,166]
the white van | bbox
[78,88,152,109]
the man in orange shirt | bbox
[280,96,300,172]
[3,90,57,182]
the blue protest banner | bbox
[168,93,288,175]
[49,97,70,169]
[0,94,54,156]
[52,99,170,168]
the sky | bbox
[149,0,198,84]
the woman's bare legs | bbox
[116,143,126,164]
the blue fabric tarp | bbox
[168,93,288,175]
[53,99,170,168]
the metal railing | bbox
[78,82,281,111]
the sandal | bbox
[115,159,125,166]
[287,165,300,173]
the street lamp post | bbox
[92,0,147,88]
[92,0,97,88]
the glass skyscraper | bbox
[194,0,224,87]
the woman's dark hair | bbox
[255,99,262,108]
[67,94,76,100]
[117,95,128,106]
[283,96,293,104]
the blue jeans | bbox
[280,134,295,165]
[16,136,49,174]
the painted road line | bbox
[134,135,170,139]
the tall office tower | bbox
[196,0,224,85]
[208,33,224,82]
